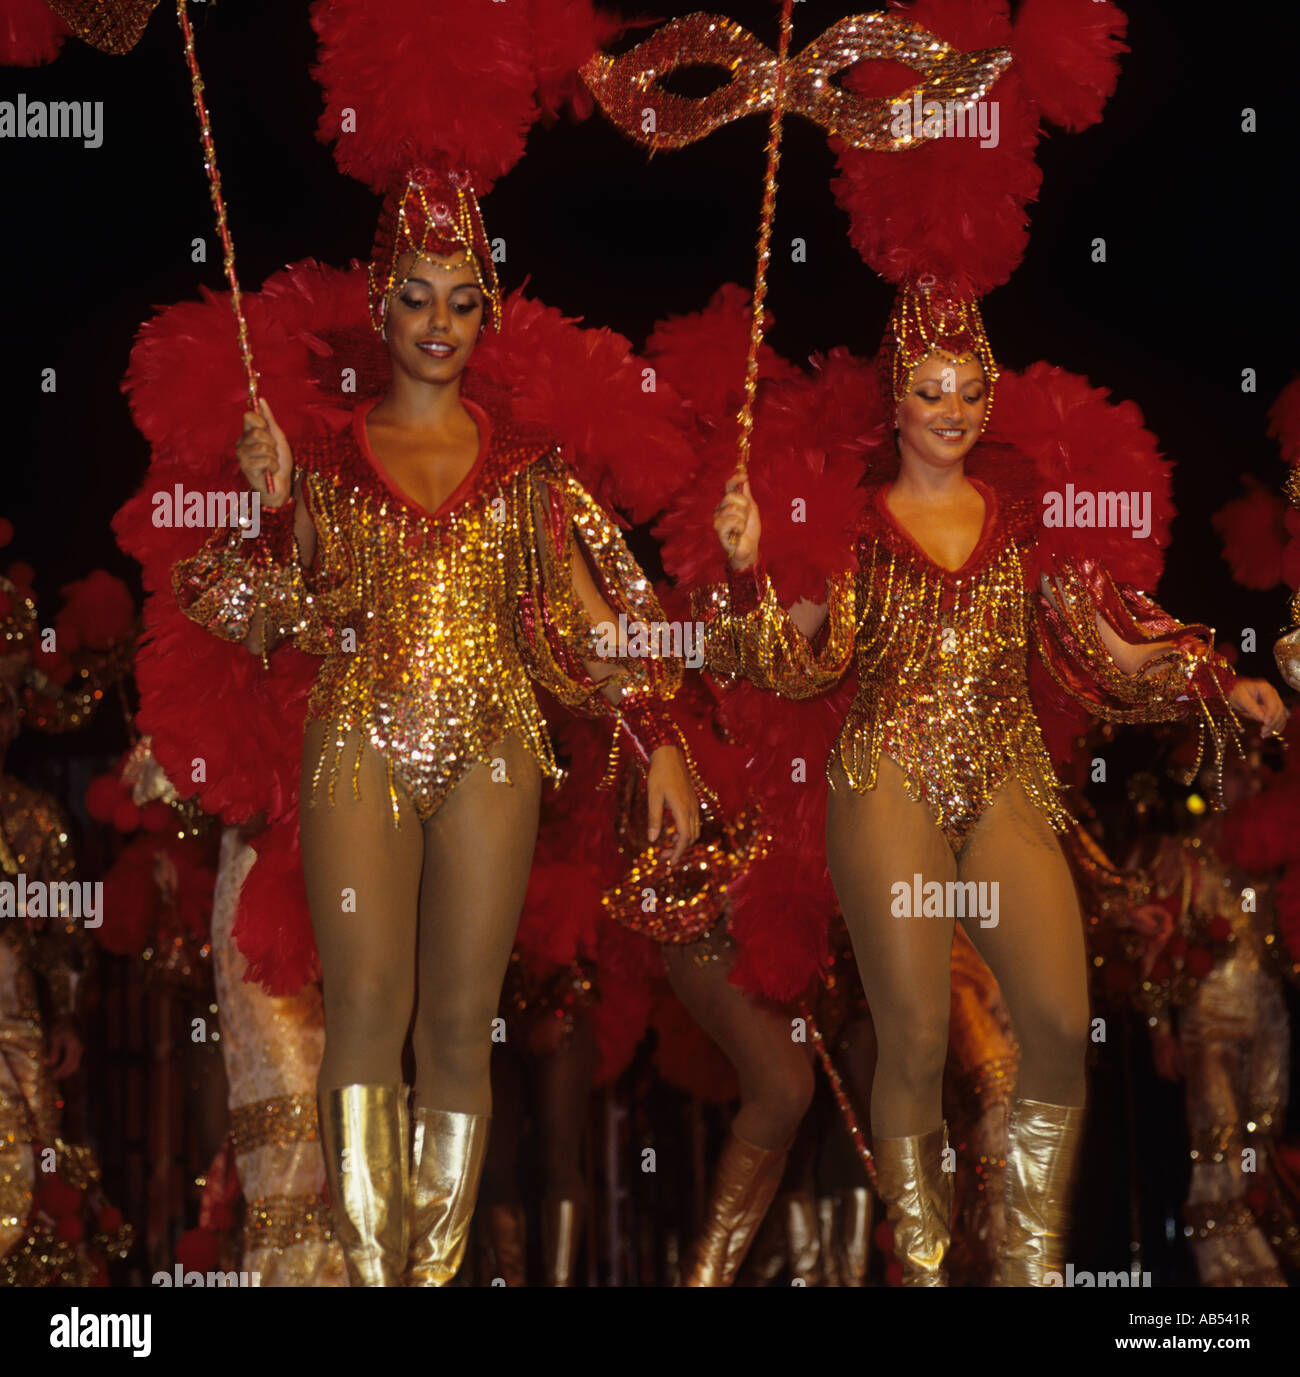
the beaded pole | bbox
[735,0,794,483]
[803,1002,877,1188]
[175,0,269,492]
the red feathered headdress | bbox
[835,0,1128,422]
[310,0,599,334]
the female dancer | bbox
[703,284,1287,1285]
[172,166,699,1285]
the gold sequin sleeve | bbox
[1037,557,1242,788]
[515,450,682,718]
[171,483,352,658]
[691,564,857,698]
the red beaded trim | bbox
[616,691,678,764]
[243,498,296,563]
[1186,645,1237,704]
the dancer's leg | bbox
[298,723,425,1283]
[956,783,1089,1285]
[956,784,1088,1107]
[661,944,814,1151]
[826,756,957,1138]
[404,735,541,1285]
[299,723,424,1093]
[409,735,542,1113]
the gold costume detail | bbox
[319,1083,410,1287]
[1039,561,1242,797]
[229,1093,320,1155]
[174,398,679,825]
[244,1195,336,1252]
[872,1125,953,1286]
[581,12,1011,153]
[995,1098,1084,1287]
[682,1128,790,1287]
[698,484,1069,853]
[407,1107,490,1287]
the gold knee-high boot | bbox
[873,1125,952,1286]
[408,1108,490,1286]
[995,1098,1084,1286]
[319,1084,411,1287]
[836,1186,873,1287]
[683,1128,790,1287]
[541,1197,582,1286]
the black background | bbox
[1,0,1296,1290]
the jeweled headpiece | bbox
[368,165,501,335]
[311,0,591,344]
[882,277,999,411]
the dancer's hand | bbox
[46,1021,83,1079]
[1228,678,1287,737]
[714,468,761,571]
[647,745,700,866]
[236,398,294,507]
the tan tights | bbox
[300,723,540,1116]
[826,757,1089,1139]
[662,940,815,1151]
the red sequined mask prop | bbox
[368,167,501,336]
[581,12,1011,153]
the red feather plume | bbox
[310,0,597,195]
[0,0,69,66]
[831,0,1127,294]
[1213,477,1289,591]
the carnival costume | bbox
[113,0,711,1285]
[590,0,1262,1285]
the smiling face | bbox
[895,352,989,471]
[382,250,486,384]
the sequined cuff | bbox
[172,519,306,650]
[244,499,297,563]
[725,560,767,616]
[615,690,679,764]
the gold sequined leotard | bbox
[697,476,1237,855]
[174,395,679,823]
